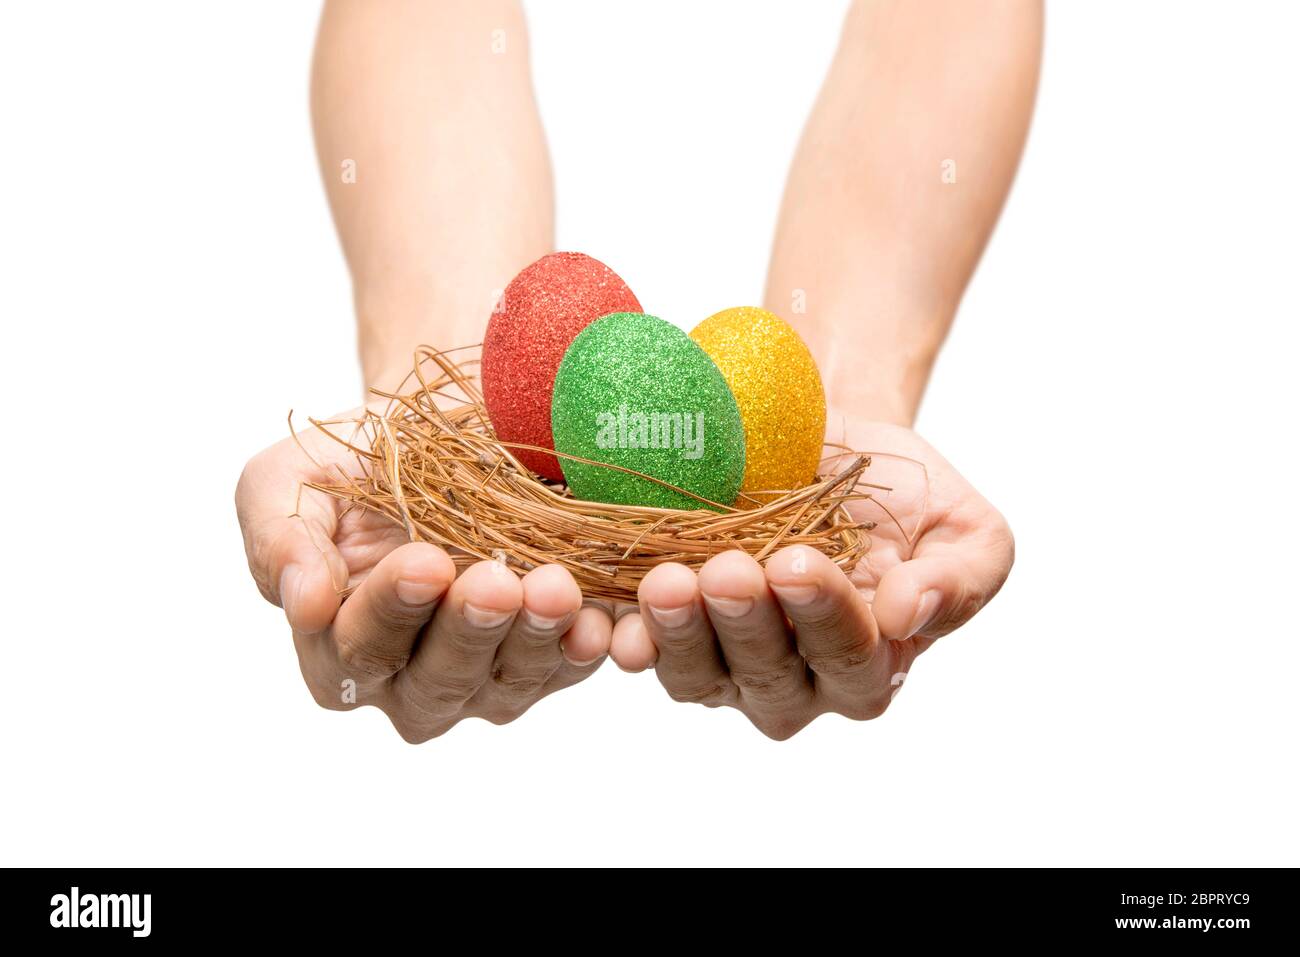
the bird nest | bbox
[303,345,912,604]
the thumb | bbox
[255,516,344,635]
[236,445,347,635]
[872,536,1014,644]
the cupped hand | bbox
[607,418,1014,739]
[235,411,612,741]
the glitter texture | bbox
[551,313,746,510]
[482,252,641,481]
[689,307,826,497]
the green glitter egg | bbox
[551,313,746,510]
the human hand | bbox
[235,411,612,742]
[606,417,1014,739]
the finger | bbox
[540,655,607,696]
[277,546,341,637]
[765,545,893,707]
[638,563,736,708]
[609,612,655,672]
[391,559,523,721]
[698,550,812,713]
[872,520,1014,644]
[331,542,456,683]
[526,599,614,693]
[236,442,348,635]
[481,564,583,707]
[561,604,615,666]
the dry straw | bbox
[301,345,914,604]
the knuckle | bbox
[842,697,890,722]
[396,727,433,745]
[654,629,706,654]
[385,709,441,744]
[729,663,805,706]
[338,654,404,683]
[490,665,548,701]
[753,713,810,741]
[666,681,735,708]
[393,669,479,718]
[375,603,430,633]
[337,640,409,680]
[792,603,849,636]
[453,627,509,654]
[513,626,563,653]
[305,681,349,712]
[480,705,528,726]
[424,683,478,714]
[803,645,874,678]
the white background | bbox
[2,1,1297,866]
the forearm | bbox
[765,0,1042,425]
[311,0,553,392]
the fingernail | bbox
[462,603,515,629]
[770,583,818,607]
[395,578,440,607]
[524,609,568,632]
[904,590,943,639]
[702,594,753,618]
[280,565,304,622]
[560,641,602,667]
[648,603,693,627]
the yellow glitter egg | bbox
[689,307,826,499]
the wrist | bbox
[768,282,950,429]
[809,318,945,429]
[821,343,935,427]
[355,284,483,394]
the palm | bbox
[827,417,1010,648]
[825,421,932,595]
[287,418,410,592]
[331,506,408,587]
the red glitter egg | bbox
[482,252,641,481]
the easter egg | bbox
[482,252,641,481]
[689,307,826,497]
[551,313,746,510]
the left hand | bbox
[606,417,1014,739]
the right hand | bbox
[235,411,613,742]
